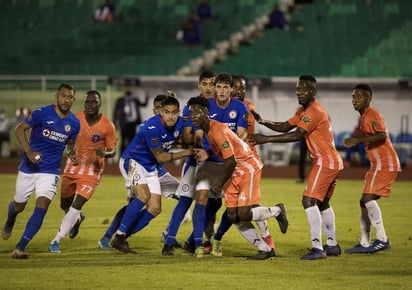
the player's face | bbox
[56,88,76,115]
[153,100,163,115]
[296,80,315,106]
[189,104,207,128]
[351,89,370,113]
[233,79,246,101]
[84,94,101,117]
[215,81,232,105]
[160,104,180,128]
[198,77,215,99]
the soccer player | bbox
[48,90,116,253]
[110,95,193,253]
[344,84,401,254]
[188,96,288,260]
[98,93,183,250]
[2,83,80,259]
[161,70,216,256]
[249,75,343,260]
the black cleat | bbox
[182,241,195,254]
[275,203,288,234]
[247,249,275,260]
[110,234,137,254]
[69,213,85,239]
[162,244,175,256]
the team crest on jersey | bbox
[229,110,237,119]
[92,134,100,142]
[43,129,51,137]
[151,136,159,144]
[371,120,376,128]
[302,116,311,123]
[65,125,71,132]
[222,141,230,149]
[174,130,180,138]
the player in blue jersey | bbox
[2,84,80,259]
[161,70,216,256]
[110,95,193,253]
[98,94,183,250]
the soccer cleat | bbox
[160,231,167,243]
[2,219,16,240]
[48,241,61,253]
[301,248,327,260]
[211,237,222,257]
[247,249,275,260]
[364,239,391,254]
[262,234,275,249]
[11,249,29,259]
[183,241,195,254]
[194,246,204,258]
[324,244,341,256]
[344,243,369,254]
[162,244,175,256]
[98,238,112,250]
[275,203,289,234]
[69,213,85,239]
[203,240,212,254]
[110,234,137,254]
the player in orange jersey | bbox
[187,96,288,260]
[249,75,344,260]
[48,90,116,253]
[344,84,401,254]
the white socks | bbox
[365,200,387,243]
[321,207,337,247]
[305,206,322,250]
[255,220,269,238]
[359,207,371,247]
[235,221,271,252]
[251,205,281,221]
[52,207,81,243]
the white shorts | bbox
[195,161,225,198]
[159,172,179,199]
[119,158,161,198]
[175,163,196,198]
[14,171,59,203]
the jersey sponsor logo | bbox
[148,126,156,129]
[92,134,100,142]
[303,116,311,123]
[46,121,54,124]
[222,141,230,149]
[42,128,69,142]
[229,110,237,119]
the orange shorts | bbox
[363,169,398,197]
[224,168,261,208]
[303,165,341,201]
[60,175,99,200]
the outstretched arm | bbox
[251,111,294,133]
[249,127,306,145]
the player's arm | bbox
[66,139,79,165]
[15,121,41,163]
[343,131,386,148]
[150,146,193,164]
[210,155,236,196]
[236,126,247,140]
[249,127,306,145]
[257,118,294,133]
[95,148,116,158]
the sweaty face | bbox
[189,104,207,128]
[56,88,76,115]
[160,104,180,128]
[84,93,101,116]
[351,89,370,113]
[198,77,215,99]
[232,79,246,101]
[296,80,315,106]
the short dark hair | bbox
[354,84,372,97]
[58,83,75,92]
[161,95,180,108]
[199,70,216,82]
[154,94,167,103]
[85,90,101,101]
[299,75,316,83]
[215,73,233,86]
[187,96,210,109]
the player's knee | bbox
[302,196,317,209]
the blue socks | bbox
[118,198,145,234]
[165,196,193,245]
[103,205,127,240]
[127,209,155,235]
[16,207,46,251]
[214,209,233,241]
[193,204,206,248]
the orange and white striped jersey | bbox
[63,111,116,180]
[361,107,401,172]
[243,99,256,135]
[288,100,343,170]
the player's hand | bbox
[27,149,42,164]
[250,110,262,122]
[95,148,106,158]
[68,152,80,166]
[193,148,208,162]
[247,133,267,145]
[343,137,359,148]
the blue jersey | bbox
[182,103,198,167]
[121,114,184,173]
[19,104,80,175]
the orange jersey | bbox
[361,107,401,172]
[288,100,343,170]
[243,99,256,135]
[206,120,263,174]
[63,111,116,179]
